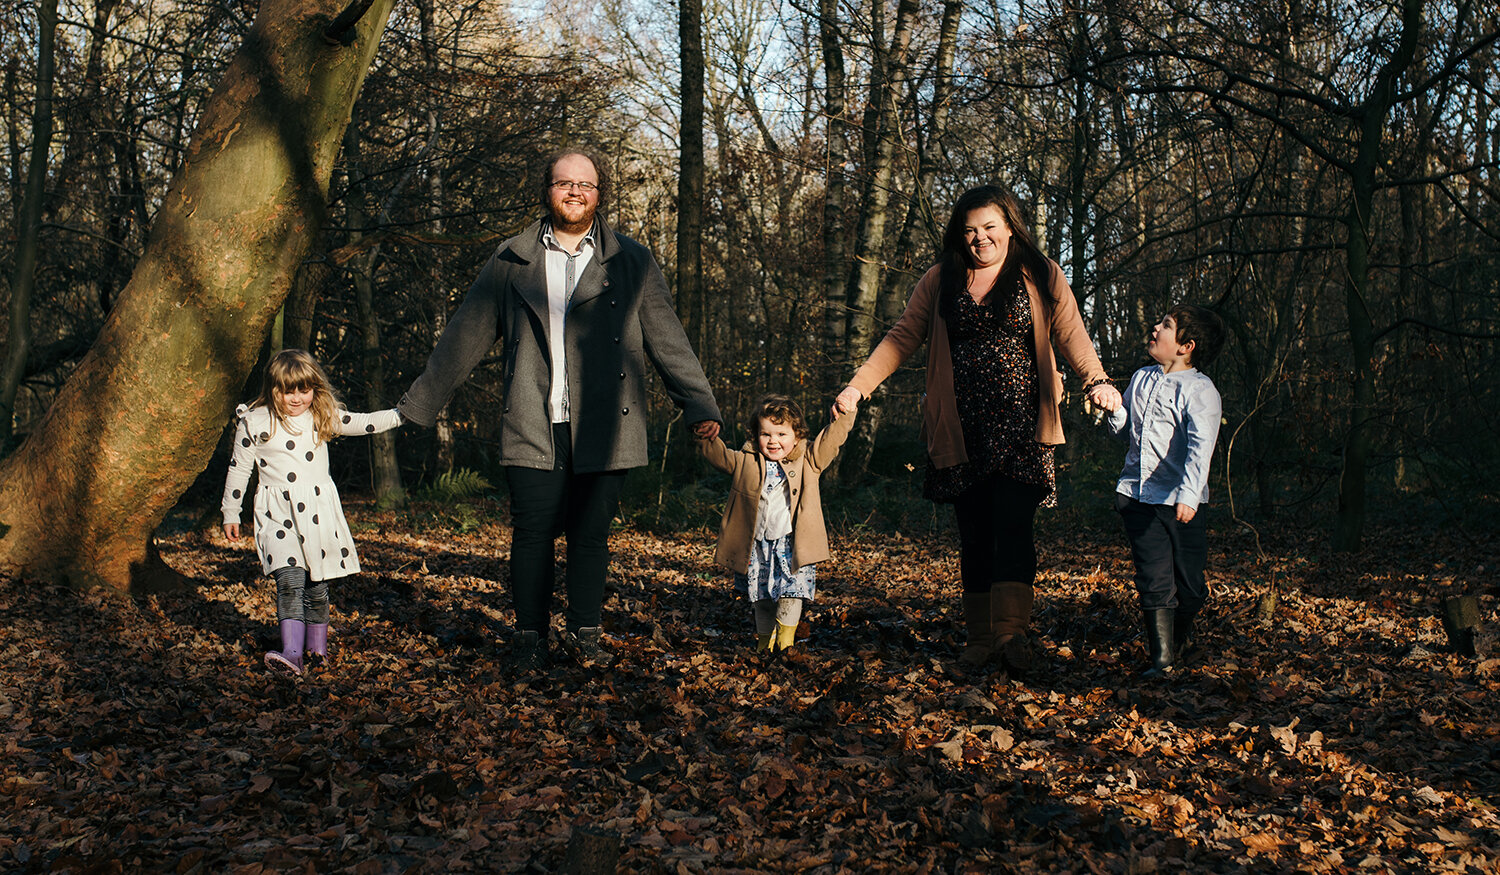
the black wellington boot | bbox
[1174,607,1199,660]
[1141,609,1175,677]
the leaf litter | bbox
[1,503,1498,872]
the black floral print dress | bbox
[924,275,1057,506]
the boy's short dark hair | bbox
[1168,304,1227,369]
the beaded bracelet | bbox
[1083,377,1113,392]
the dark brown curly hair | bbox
[746,394,810,444]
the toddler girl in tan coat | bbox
[697,394,857,653]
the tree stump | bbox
[563,826,621,875]
[1441,596,1484,657]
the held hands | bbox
[223,523,241,540]
[1087,382,1123,413]
[831,386,862,419]
[1175,503,1196,523]
[692,420,721,441]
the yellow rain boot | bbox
[774,621,798,652]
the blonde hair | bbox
[250,349,342,445]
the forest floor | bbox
[2,499,1499,873]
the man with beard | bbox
[398,148,721,668]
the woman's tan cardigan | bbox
[847,260,1107,469]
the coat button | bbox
[622,407,630,415]
[619,372,626,379]
[610,300,617,307]
[792,489,798,495]
[613,337,620,343]
[603,279,611,286]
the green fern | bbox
[418,468,494,502]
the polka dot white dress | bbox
[221,404,401,580]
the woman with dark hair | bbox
[833,185,1121,674]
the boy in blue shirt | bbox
[1106,304,1227,676]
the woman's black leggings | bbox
[951,474,1047,593]
[273,566,329,624]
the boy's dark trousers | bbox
[1115,493,1208,613]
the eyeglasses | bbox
[551,180,598,192]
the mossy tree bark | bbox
[0,0,396,591]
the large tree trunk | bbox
[677,0,707,356]
[0,0,58,450]
[416,0,455,474]
[1333,0,1422,552]
[853,0,961,480]
[341,117,405,509]
[817,0,849,401]
[0,0,396,590]
[838,0,920,484]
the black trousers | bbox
[951,474,1048,593]
[504,423,627,635]
[1115,493,1208,612]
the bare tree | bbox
[0,0,397,590]
[0,0,58,450]
[678,0,707,354]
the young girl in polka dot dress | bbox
[221,349,402,676]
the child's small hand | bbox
[832,386,861,418]
[223,523,241,540]
[1087,382,1123,412]
[1175,503,1195,523]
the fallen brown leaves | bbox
[2,504,1498,873]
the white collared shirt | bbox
[541,223,597,423]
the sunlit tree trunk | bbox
[818,0,850,402]
[839,0,920,484]
[0,0,397,590]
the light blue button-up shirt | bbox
[1107,364,1222,510]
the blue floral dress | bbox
[733,461,819,601]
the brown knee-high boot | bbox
[991,582,1034,675]
[960,592,995,666]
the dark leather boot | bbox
[561,626,603,666]
[1142,609,1175,677]
[511,629,547,671]
[992,582,1034,677]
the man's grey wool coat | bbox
[398,217,721,472]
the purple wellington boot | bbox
[265,619,306,676]
[305,623,328,668]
